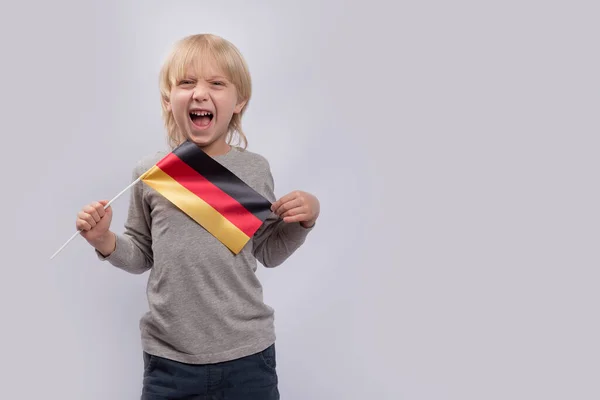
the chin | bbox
[186,133,215,147]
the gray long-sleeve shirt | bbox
[97,146,312,364]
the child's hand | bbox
[76,200,113,242]
[271,191,320,228]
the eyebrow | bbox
[177,74,230,82]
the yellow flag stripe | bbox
[141,165,250,254]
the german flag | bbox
[139,140,272,254]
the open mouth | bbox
[189,110,214,128]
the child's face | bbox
[167,60,245,154]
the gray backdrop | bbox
[1,1,598,399]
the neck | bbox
[199,140,231,157]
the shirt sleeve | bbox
[96,162,154,274]
[251,161,314,268]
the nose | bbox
[192,83,209,102]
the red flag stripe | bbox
[157,153,264,237]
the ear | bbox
[233,98,247,114]
[162,93,172,112]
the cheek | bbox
[171,97,189,117]
[215,91,239,111]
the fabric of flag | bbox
[139,140,272,254]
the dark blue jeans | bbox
[141,344,279,400]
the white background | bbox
[1,1,598,399]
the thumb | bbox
[98,200,112,212]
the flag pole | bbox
[49,176,143,260]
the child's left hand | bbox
[271,190,320,228]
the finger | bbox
[79,211,97,228]
[92,201,106,218]
[271,191,301,212]
[84,206,101,223]
[274,198,302,216]
[76,217,92,231]
[283,213,309,223]
[280,205,307,219]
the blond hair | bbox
[158,34,252,149]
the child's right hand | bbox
[76,200,113,242]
